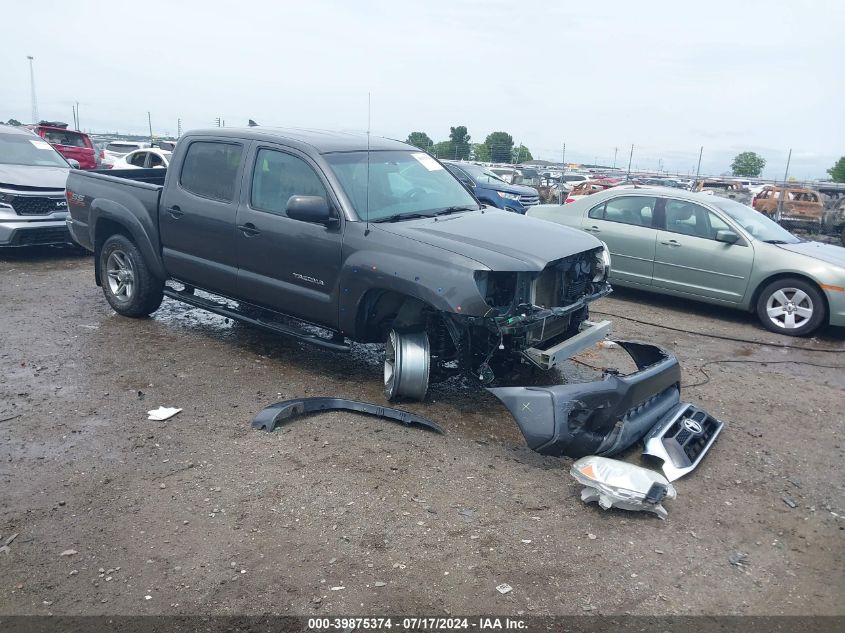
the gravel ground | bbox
[1,246,843,617]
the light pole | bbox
[27,56,39,123]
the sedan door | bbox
[235,145,343,328]
[581,194,659,286]
[652,198,754,302]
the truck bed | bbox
[66,168,165,254]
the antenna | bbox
[365,92,371,235]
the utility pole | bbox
[71,104,77,130]
[561,143,566,170]
[214,117,221,127]
[626,144,634,180]
[695,146,703,180]
[148,112,153,142]
[612,147,618,169]
[777,148,792,218]
[27,56,39,123]
[177,118,182,137]
[75,101,80,129]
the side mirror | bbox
[715,229,740,244]
[67,159,81,169]
[286,195,334,224]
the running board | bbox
[162,288,351,352]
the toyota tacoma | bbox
[66,128,612,400]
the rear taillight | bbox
[100,149,105,159]
[565,197,575,204]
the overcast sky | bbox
[2,0,842,178]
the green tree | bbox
[513,144,533,163]
[472,143,490,162]
[432,141,452,159]
[5,118,22,126]
[730,151,766,177]
[484,131,514,163]
[406,131,433,151]
[828,156,845,183]
[449,125,471,160]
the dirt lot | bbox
[1,246,843,617]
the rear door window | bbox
[180,141,243,202]
[664,199,728,238]
[593,196,656,226]
[148,152,165,168]
[128,152,148,167]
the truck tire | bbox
[384,329,430,402]
[755,277,826,337]
[99,234,164,317]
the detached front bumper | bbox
[488,341,681,458]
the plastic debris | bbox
[570,456,676,519]
[496,583,513,594]
[147,407,182,421]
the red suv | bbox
[29,122,97,169]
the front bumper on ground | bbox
[488,341,681,458]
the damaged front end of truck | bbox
[454,244,613,382]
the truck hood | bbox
[0,164,69,191]
[375,209,603,270]
[776,241,845,270]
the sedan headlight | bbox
[593,243,611,282]
[497,191,521,201]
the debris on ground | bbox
[59,549,77,557]
[729,551,750,568]
[0,533,19,555]
[147,407,182,421]
[496,583,513,594]
[782,496,798,509]
[570,456,676,519]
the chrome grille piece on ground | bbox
[642,403,724,481]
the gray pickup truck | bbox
[66,128,612,400]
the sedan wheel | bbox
[755,277,826,337]
[765,288,813,330]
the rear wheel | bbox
[384,329,430,402]
[755,277,825,337]
[99,234,164,317]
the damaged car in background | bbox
[65,127,613,401]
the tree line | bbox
[406,126,532,164]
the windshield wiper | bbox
[432,206,478,216]
[762,239,790,244]
[371,212,431,223]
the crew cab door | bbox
[581,194,658,286]
[652,198,753,302]
[235,144,343,327]
[159,139,245,295]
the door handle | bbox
[166,205,183,218]
[660,239,681,247]
[237,223,260,237]
[584,225,601,233]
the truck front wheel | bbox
[384,329,430,402]
[99,234,164,317]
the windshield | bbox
[455,163,509,185]
[712,198,800,243]
[0,132,69,167]
[326,151,480,221]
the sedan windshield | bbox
[326,151,479,221]
[0,132,69,167]
[712,198,800,244]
